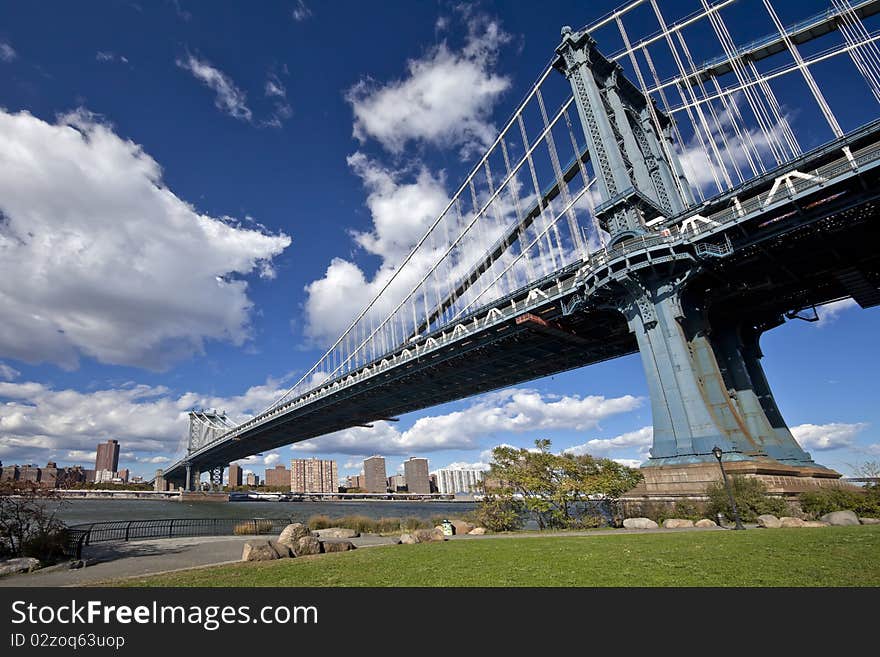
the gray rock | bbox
[451,520,475,535]
[859,517,880,525]
[321,540,356,553]
[412,528,445,543]
[694,519,717,528]
[294,535,323,556]
[313,527,359,539]
[623,517,660,529]
[468,527,487,535]
[757,514,782,528]
[269,541,293,558]
[820,510,860,526]
[780,517,805,528]
[802,520,830,527]
[399,533,417,544]
[277,523,311,549]
[241,540,280,562]
[0,557,40,576]
[662,518,695,529]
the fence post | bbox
[168,519,174,538]
[124,520,133,542]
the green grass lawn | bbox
[114,526,880,587]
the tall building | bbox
[363,455,387,493]
[346,474,366,490]
[245,472,259,487]
[403,457,430,495]
[290,458,338,493]
[264,464,290,488]
[228,463,243,487]
[388,474,407,491]
[116,468,130,483]
[435,469,485,494]
[95,439,120,473]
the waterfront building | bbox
[346,474,366,490]
[245,472,259,487]
[403,457,430,495]
[264,464,290,488]
[18,464,41,484]
[228,463,243,487]
[435,469,485,494]
[363,455,387,493]
[116,468,130,483]
[95,439,120,473]
[1,464,19,482]
[291,458,338,493]
[94,469,115,484]
[388,474,407,491]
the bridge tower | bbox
[554,27,839,495]
[183,410,231,491]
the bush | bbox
[620,499,708,524]
[0,482,69,562]
[800,486,880,519]
[401,517,430,531]
[706,476,787,523]
[307,514,333,530]
[336,515,377,534]
[475,493,524,532]
[232,519,274,535]
[375,517,403,534]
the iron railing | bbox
[64,517,291,559]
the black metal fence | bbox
[64,517,291,559]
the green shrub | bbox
[307,514,333,530]
[800,487,880,519]
[706,476,787,523]
[475,493,524,532]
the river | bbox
[52,499,477,526]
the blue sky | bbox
[0,0,877,481]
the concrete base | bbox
[178,491,229,503]
[624,460,853,498]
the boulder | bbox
[313,527,359,539]
[294,535,324,556]
[468,527,487,535]
[662,518,695,529]
[623,517,659,529]
[399,533,417,544]
[757,514,782,528]
[802,521,830,528]
[695,519,718,528]
[0,557,40,577]
[451,520,475,535]
[820,510,860,526]
[780,517,805,528]
[241,540,280,562]
[278,523,311,549]
[412,528,445,543]
[859,517,880,525]
[321,540,356,553]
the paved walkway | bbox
[0,526,727,587]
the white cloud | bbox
[292,0,312,22]
[0,108,290,369]
[613,458,644,468]
[262,73,292,128]
[0,363,20,381]
[346,18,510,157]
[96,51,129,64]
[291,388,642,455]
[177,54,252,122]
[263,452,281,466]
[790,422,868,451]
[432,460,490,473]
[0,42,16,62]
[565,426,654,457]
[815,298,859,327]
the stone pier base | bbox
[179,491,229,503]
[623,460,853,498]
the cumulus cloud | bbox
[564,426,654,457]
[0,363,20,381]
[290,388,642,455]
[346,17,510,157]
[177,54,253,122]
[815,298,859,327]
[263,452,281,466]
[0,109,290,369]
[0,42,16,62]
[613,458,644,468]
[432,460,490,473]
[292,0,312,22]
[790,422,868,451]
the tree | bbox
[0,481,69,561]
[483,439,643,529]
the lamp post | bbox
[712,446,745,530]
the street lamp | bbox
[712,446,745,530]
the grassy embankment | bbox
[115,525,880,587]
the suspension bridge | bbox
[158,0,880,495]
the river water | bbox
[52,499,477,526]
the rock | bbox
[451,520,475,535]
[662,518,695,529]
[313,527,359,539]
[412,528,445,543]
[820,510,860,526]
[241,540,280,562]
[780,517,805,528]
[399,533,417,544]
[0,557,41,576]
[294,535,324,556]
[859,517,880,525]
[623,517,660,529]
[757,514,782,528]
[468,527,487,535]
[695,519,717,528]
[269,541,293,558]
[802,521,830,527]
[321,540,356,553]
[278,523,311,549]
[68,560,86,570]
